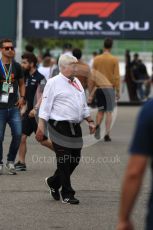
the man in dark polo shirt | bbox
[0,38,25,175]
[117,99,153,230]
[15,52,52,171]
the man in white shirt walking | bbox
[36,54,95,204]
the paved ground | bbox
[0,106,150,230]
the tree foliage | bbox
[26,38,84,51]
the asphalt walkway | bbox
[0,106,150,230]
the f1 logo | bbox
[60,2,121,18]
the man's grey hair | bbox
[58,54,78,71]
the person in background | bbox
[117,99,153,230]
[51,57,60,78]
[25,44,34,54]
[38,55,52,81]
[126,53,139,101]
[132,59,151,100]
[72,48,90,90]
[88,38,120,141]
[15,52,53,171]
[62,43,72,56]
[37,53,43,67]
[0,38,25,175]
[88,51,98,69]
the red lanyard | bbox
[68,79,81,91]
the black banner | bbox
[23,0,153,39]
[0,0,17,40]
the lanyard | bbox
[68,79,81,91]
[0,60,12,83]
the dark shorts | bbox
[22,113,47,140]
[95,88,115,112]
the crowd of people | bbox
[0,37,120,193]
[125,51,152,101]
[0,37,153,228]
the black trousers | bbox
[48,120,83,199]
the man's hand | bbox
[36,118,46,142]
[35,127,44,142]
[16,97,25,109]
[88,95,94,104]
[116,92,120,101]
[117,220,134,230]
[89,121,96,134]
[29,109,37,118]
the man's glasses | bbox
[2,46,14,51]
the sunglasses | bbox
[2,46,14,51]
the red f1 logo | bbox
[60,2,121,18]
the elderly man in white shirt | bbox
[36,54,95,205]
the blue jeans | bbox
[0,107,22,164]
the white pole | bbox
[16,0,23,62]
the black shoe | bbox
[62,197,79,205]
[94,125,101,140]
[45,177,60,201]
[15,161,26,171]
[104,135,111,142]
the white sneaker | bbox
[0,164,3,175]
[5,162,17,175]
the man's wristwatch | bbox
[34,107,39,111]
[20,96,26,100]
[88,120,94,123]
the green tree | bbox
[26,38,84,52]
